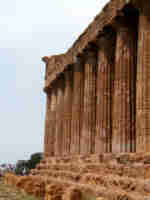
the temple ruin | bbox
[10,1,150,199]
[42,0,150,156]
[6,0,150,200]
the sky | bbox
[0,0,109,164]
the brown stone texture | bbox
[10,1,150,200]
[44,93,51,157]
[63,69,73,155]
[45,88,58,157]
[95,34,115,154]
[26,153,150,199]
[43,0,129,90]
[71,58,84,154]
[112,20,137,153]
[80,50,96,154]
[136,5,150,152]
[49,89,57,156]
[5,173,45,198]
[55,77,65,156]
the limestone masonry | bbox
[43,0,150,155]
[6,1,150,199]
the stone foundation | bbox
[13,0,150,199]
[5,153,150,199]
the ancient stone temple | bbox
[15,1,150,199]
[42,0,150,156]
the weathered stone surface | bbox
[43,0,132,90]
[6,153,150,199]
[42,1,148,156]
[136,4,150,152]
[50,90,57,156]
[80,50,97,154]
[112,19,137,153]
[71,58,84,154]
[5,173,45,198]
[95,33,115,154]
[15,1,150,200]
[45,87,58,157]
[44,93,51,157]
[63,69,73,155]
[55,77,65,156]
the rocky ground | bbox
[0,178,41,200]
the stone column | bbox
[95,34,115,153]
[55,77,65,156]
[112,20,137,153]
[44,92,51,157]
[63,69,73,155]
[48,88,57,156]
[80,49,97,154]
[71,57,84,154]
[136,5,150,152]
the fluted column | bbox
[95,34,115,153]
[112,20,137,153]
[63,69,73,155]
[48,88,57,156]
[136,5,150,152]
[44,92,51,157]
[71,57,84,154]
[55,77,65,156]
[81,49,97,154]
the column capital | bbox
[112,17,134,32]
[51,87,57,112]
[137,1,150,15]
[46,89,52,97]
[64,68,72,82]
[96,32,115,50]
[96,36,108,47]
[73,55,84,73]
[73,54,83,63]
[82,47,97,63]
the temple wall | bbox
[136,3,150,152]
[55,77,65,156]
[95,34,115,154]
[112,20,137,153]
[42,1,150,156]
[63,69,73,155]
[71,58,84,154]
[80,50,97,154]
[44,93,51,157]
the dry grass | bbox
[0,178,41,200]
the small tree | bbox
[27,152,43,170]
[15,152,43,175]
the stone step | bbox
[41,153,150,165]
[37,169,150,195]
[43,176,150,200]
[81,173,150,195]
[35,162,150,179]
